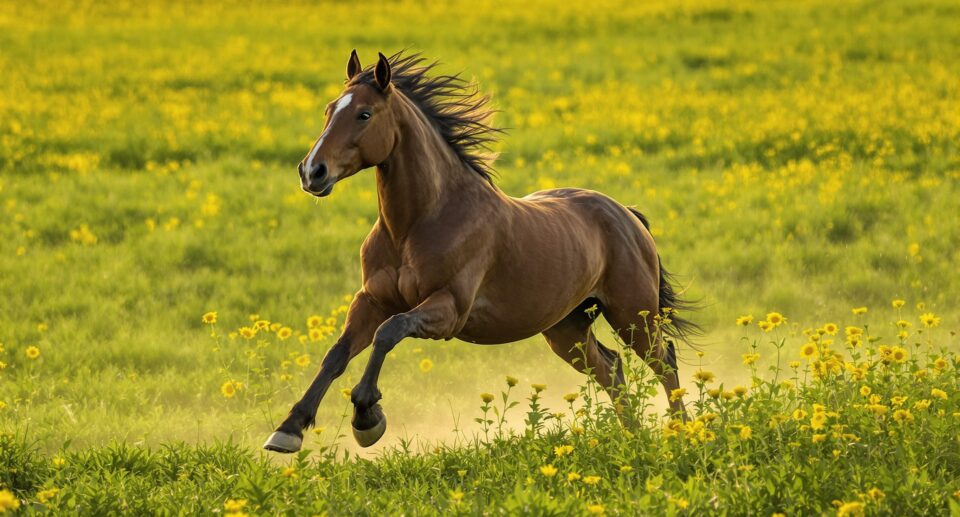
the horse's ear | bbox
[347,49,362,80]
[374,52,392,91]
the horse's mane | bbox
[349,51,502,184]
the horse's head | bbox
[298,50,397,197]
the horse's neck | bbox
[376,95,488,242]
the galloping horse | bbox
[264,51,697,453]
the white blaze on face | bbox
[306,93,354,173]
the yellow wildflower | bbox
[532,383,547,393]
[837,501,865,517]
[26,346,40,359]
[742,353,760,365]
[736,315,753,326]
[919,312,941,328]
[202,311,217,324]
[563,392,578,402]
[480,393,495,403]
[37,488,59,503]
[0,489,21,512]
[766,312,785,326]
[567,472,581,482]
[220,380,240,398]
[892,299,905,308]
[693,370,715,383]
[582,476,601,485]
[758,320,774,332]
[739,426,753,440]
[892,409,914,423]
[586,504,605,515]
[554,445,574,457]
[800,343,817,359]
[295,354,310,367]
[277,327,293,340]
[931,388,947,400]
[852,307,868,315]
[506,376,518,387]
[539,464,558,477]
[823,323,839,335]
[669,388,686,402]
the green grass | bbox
[1,0,959,514]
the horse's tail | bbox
[627,208,702,350]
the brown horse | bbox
[264,51,697,453]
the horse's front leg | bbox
[350,290,460,447]
[263,291,387,453]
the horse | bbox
[264,50,698,453]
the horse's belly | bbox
[455,295,572,344]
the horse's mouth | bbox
[303,182,335,198]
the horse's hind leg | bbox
[543,304,625,405]
[601,284,687,417]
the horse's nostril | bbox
[314,162,328,180]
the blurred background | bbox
[0,0,957,454]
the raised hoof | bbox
[352,416,387,447]
[263,431,302,453]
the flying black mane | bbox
[350,51,502,183]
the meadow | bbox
[1,0,959,514]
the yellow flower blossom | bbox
[26,346,41,359]
[693,370,715,383]
[220,380,241,398]
[669,388,686,402]
[736,315,753,326]
[837,501,864,517]
[766,312,785,326]
[0,489,21,512]
[892,409,914,423]
[202,311,217,324]
[919,312,941,328]
[539,464,558,477]
[851,307,868,315]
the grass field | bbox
[2,0,959,514]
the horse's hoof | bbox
[352,415,387,447]
[263,431,302,453]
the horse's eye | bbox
[358,111,372,121]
